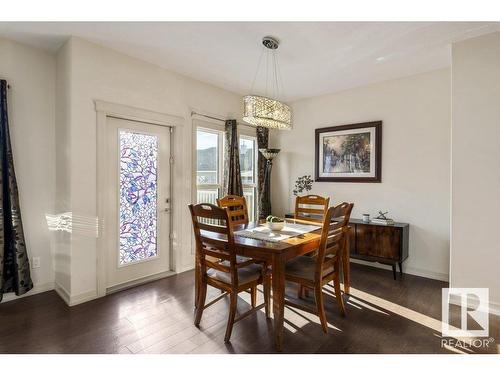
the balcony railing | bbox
[196,186,256,221]
[243,187,255,221]
[197,188,218,205]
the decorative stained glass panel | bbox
[119,130,158,265]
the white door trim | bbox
[95,100,184,298]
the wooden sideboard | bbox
[285,214,409,279]
[347,219,409,279]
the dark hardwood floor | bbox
[1,263,498,354]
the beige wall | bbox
[451,32,500,312]
[56,37,242,302]
[273,69,451,281]
[0,38,56,302]
[54,39,72,294]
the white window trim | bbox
[195,126,224,200]
[192,115,258,221]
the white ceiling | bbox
[1,22,499,101]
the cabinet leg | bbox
[392,263,397,280]
[398,262,403,277]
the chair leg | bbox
[333,274,346,317]
[251,286,257,308]
[304,287,310,298]
[194,280,207,327]
[297,284,304,299]
[224,292,238,343]
[264,274,271,319]
[314,286,328,333]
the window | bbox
[239,135,257,221]
[195,126,258,221]
[196,128,222,205]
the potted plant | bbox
[293,175,313,196]
[293,175,314,218]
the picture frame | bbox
[315,121,382,183]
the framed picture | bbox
[315,121,382,182]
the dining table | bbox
[194,218,351,352]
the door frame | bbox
[95,100,184,297]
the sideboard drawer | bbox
[355,224,401,260]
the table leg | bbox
[342,230,351,295]
[272,254,285,352]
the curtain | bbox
[223,120,243,197]
[0,80,32,302]
[256,126,270,219]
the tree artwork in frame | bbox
[315,121,382,182]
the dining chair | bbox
[217,195,249,227]
[284,203,353,333]
[294,194,330,223]
[298,201,354,298]
[189,203,270,342]
[217,195,257,266]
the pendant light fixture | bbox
[243,36,292,130]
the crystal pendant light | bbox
[243,36,292,130]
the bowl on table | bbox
[265,216,285,231]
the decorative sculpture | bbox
[375,211,390,220]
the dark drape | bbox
[256,126,270,219]
[223,120,243,196]
[0,80,32,302]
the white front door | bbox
[105,116,171,290]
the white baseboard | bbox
[54,283,97,306]
[55,270,178,306]
[106,270,176,295]
[350,258,449,282]
[404,266,449,282]
[69,289,98,306]
[54,282,70,305]
[448,290,500,317]
[1,281,55,303]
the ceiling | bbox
[1,22,499,101]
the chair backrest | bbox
[315,202,354,282]
[329,202,354,227]
[217,195,249,227]
[294,194,330,223]
[188,203,239,286]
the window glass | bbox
[239,137,255,185]
[196,130,218,185]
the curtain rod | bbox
[191,111,255,129]
[191,111,226,123]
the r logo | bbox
[442,288,489,337]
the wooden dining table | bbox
[195,218,351,352]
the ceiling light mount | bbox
[262,36,279,50]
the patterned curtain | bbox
[0,80,32,302]
[256,126,269,219]
[223,120,243,196]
